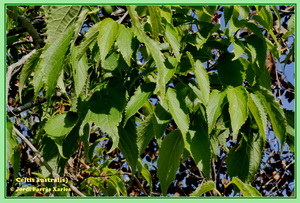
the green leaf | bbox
[187,124,211,178]
[124,82,156,125]
[227,86,248,135]
[71,47,88,96]
[196,24,220,49]
[232,37,245,60]
[186,52,210,106]
[116,24,134,66]
[217,53,244,87]
[227,133,264,183]
[138,160,153,195]
[44,112,78,139]
[284,109,294,152]
[34,27,74,99]
[62,122,80,159]
[128,6,167,99]
[157,130,184,195]
[44,6,81,43]
[108,176,127,196]
[236,6,250,19]
[166,88,190,136]
[248,93,267,141]
[97,18,119,62]
[195,6,217,23]
[224,6,234,26]
[253,86,287,147]
[148,6,163,40]
[18,49,42,102]
[6,119,20,181]
[255,6,273,31]
[73,9,89,45]
[229,177,262,197]
[137,114,155,154]
[118,122,138,172]
[44,112,78,158]
[194,60,210,106]
[77,22,100,60]
[39,136,67,177]
[79,80,127,153]
[207,89,227,134]
[79,122,91,161]
[245,35,266,69]
[165,21,181,61]
[190,180,216,196]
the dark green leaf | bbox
[227,133,264,183]
[245,35,266,69]
[224,6,234,26]
[19,49,42,101]
[248,93,267,141]
[227,86,248,135]
[157,130,184,195]
[187,116,211,178]
[137,114,155,154]
[253,86,287,147]
[118,122,138,172]
[79,80,127,153]
[217,53,244,87]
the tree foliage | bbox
[6,5,294,197]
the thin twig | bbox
[7,8,43,49]
[133,175,148,196]
[13,126,86,197]
[117,11,128,24]
[8,97,47,117]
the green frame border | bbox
[1,0,298,202]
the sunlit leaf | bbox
[97,18,119,62]
[34,27,74,99]
[117,24,134,66]
[229,177,262,197]
[190,181,216,196]
[44,6,81,43]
